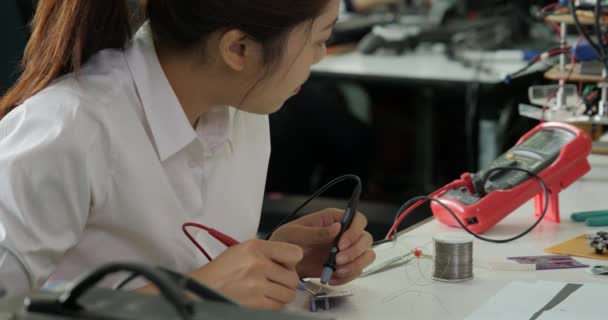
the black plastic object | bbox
[11,263,325,320]
[27,263,195,320]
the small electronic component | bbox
[590,265,608,275]
[301,280,353,312]
[587,231,608,254]
[508,255,588,270]
[309,290,354,312]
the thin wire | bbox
[57,263,194,320]
[372,238,394,246]
[570,0,608,72]
[0,242,35,290]
[540,2,560,14]
[390,167,549,244]
[113,272,139,290]
[388,196,436,242]
[404,253,434,287]
[595,0,608,73]
[508,47,569,79]
[265,174,362,240]
[182,224,213,262]
[542,37,582,121]
[540,3,564,43]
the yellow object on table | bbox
[544,234,608,261]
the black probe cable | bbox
[388,167,549,244]
[120,176,363,293]
[571,0,603,55]
[595,0,608,73]
[265,174,362,240]
[570,0,608,72]
[27,263,195,320]
[112,266,234,304]
[263,174,362,290]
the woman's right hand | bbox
[352,0,400,12]
[190,239,304,310]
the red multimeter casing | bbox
[431,122,592,234]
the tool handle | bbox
[571,210,608,222]
[586,216,608,226]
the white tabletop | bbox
[312,49,530,85]
[288,155,608,319]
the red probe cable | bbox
[385,173,475,240]
[182,222,240,262]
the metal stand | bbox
[556,22,568,110]
[599,67,608,118]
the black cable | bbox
[465,64,481,171]
[571,0,602,54]
[265,174,362,240]
[506,45,565,82]
[391,166,549,244]
[595,0,608,73]
[372,238,394,246]
[114,272,138,290]
[156,267,235,304]
[114,268,235,305]
[508,53,550,79]
[31,263,194,320]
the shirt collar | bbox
[196,106,233,156]
[124,24,198,162]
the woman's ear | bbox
[218,30,261,72]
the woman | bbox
[0,0,375,310]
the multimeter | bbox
[431,122,593,234]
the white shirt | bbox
[0,25,271,297]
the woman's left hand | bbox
[269,208,375,285]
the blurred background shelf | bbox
[545,13,608,26]
[544,64,608,82]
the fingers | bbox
[254,240,304,268]
[273,208,368,250]
[243,295,288,311]
[295,208,344,227]
[330,249,376,286]
[298,208,368,250]
[335,231,373,267]
[265,262,300,291]
[274,223,341,246]
[338,212,368,251]
[264,281,297,305]
[257,299,285,311]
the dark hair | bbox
[0,0,329,117]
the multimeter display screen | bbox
[517,128,575,156]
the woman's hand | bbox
[269,208,375,285]
[352,0,400,12]
[191,240,303,310]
